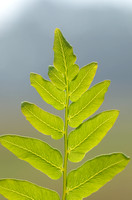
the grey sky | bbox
[0,0,132,31]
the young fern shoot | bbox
[0,28,130,200]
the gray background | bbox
[0,0,132,199]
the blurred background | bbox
[0,0,131,199]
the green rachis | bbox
[0,28,130,200]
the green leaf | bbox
[68,64,79,82]
[69,62,98,102]
[0,179,60,200]
[53,28,77,80]
[0,135,63,180]
[68,80,110,127]
[68,110,119,162]
[21,102,64,140]
[48,65,66,91]
[67,153,130,200]
[0,28,129,200]
[30,73,65,110]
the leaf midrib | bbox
[32,78,65,106]
[69,84,108,120]
[69,115,114,152]
[67,159,124,192]
[58,32,67,73]
[24,106,64,135]
[69,65,94,96]
[52,70,66,87]
[1,138,62,171]
[0,185,34,200]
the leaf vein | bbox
[69,66,93,96]
[52,70,66,87]
[25,106,64,134]
[58,32,67,74]
[69,116,113,152]
[69,85,107,120]
[0,185,34,200]
[1,139,62,170]
[67,159,124,192]
[33,78,65,106]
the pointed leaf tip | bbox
[53,27,76,78]
[30,72,37,79]
[21,101,29,108]
[55,28,60,33]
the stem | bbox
[62,81,69,200]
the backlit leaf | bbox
[0,179,60,200]
[21,102,64,140]
[68,110,119,162]
[68,64,79,82]
[48,65,66,91]
[53,28,76,80]
[30,73,65,110]
[68,80,110,127]
[0,135,63,180]
[0,28,129,200]
[67,153,130,200]
[69,62,98,102]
